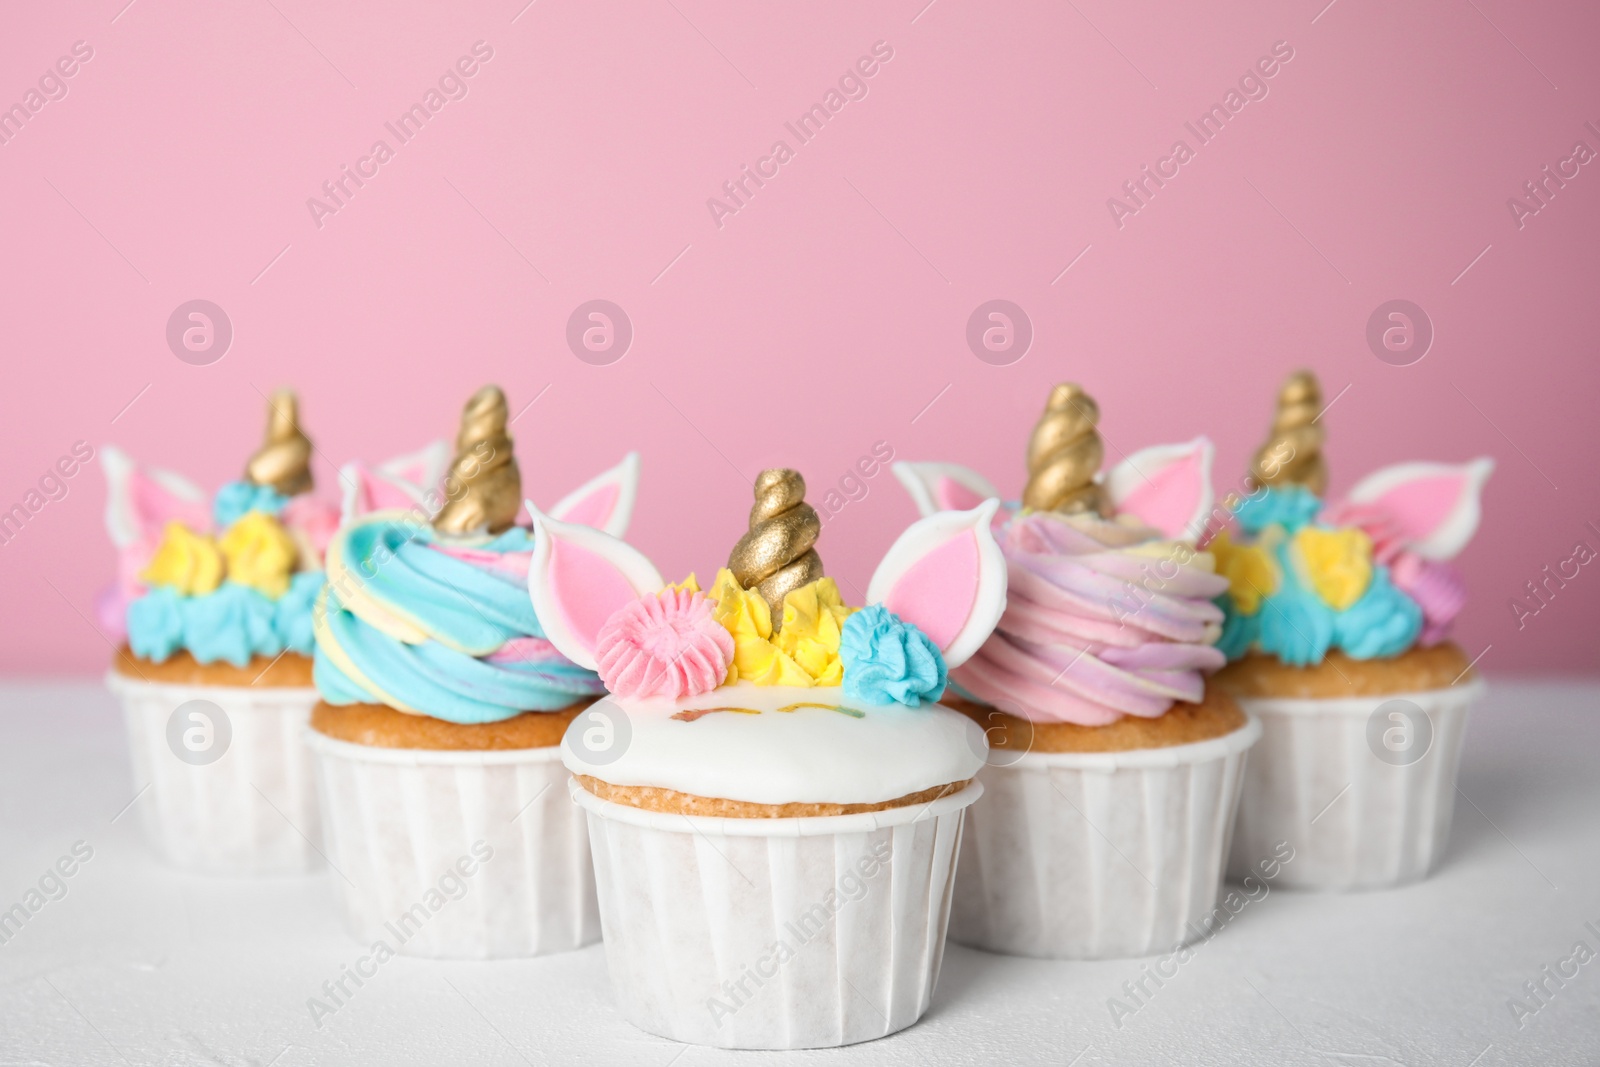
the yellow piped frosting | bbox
[142,522,225,596]
[772,577,855,685]
[706,568,855,687]
[218,511,298,598]
[1209,528,1277,616]
[1294,526,1373,612]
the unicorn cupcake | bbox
[1211,370,1494,889]
[543,468,1008,1049]
[305,385,643,958]
[102,390,446,874]
[894,382,1260,959]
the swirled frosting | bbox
[313,512,604,724]
[951,511,1227,726]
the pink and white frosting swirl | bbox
[951,512,1227,726]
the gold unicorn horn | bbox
[1250,370,1327,496]
[432,385,522,535]
[1021,382,1108,515]
[245,389,314,496]
[728,468,823,633]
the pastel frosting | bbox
[839,605,947,706]
[128,572,324,668]
[591,572,953,709]
[124,480,329,667]
[313,512,605,723]
[562,684,983,805]
[1213,486,1434,665]
[213,480,287,529]
[594,587,734,700]
[951,511,1228,726]
[705,570,856,687]
[530,498,1005,722]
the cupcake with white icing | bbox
[894,383,1261,960]
[538,469,1007,1049]
[305,385,644,958]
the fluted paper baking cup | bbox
[573,780,981,1050]
[107,672,322,876]
[950,717,1261,960]
[305,731,598,959]
[1226,680,1484,891]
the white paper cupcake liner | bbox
[1226,680,1484,891]
[950,717,1262,960]
[107,671,322,876]
[573,780,982,1050]
[305,731,599,959]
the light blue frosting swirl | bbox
[1217,487,1423,666]
[312,518,605,724]
[212,480,288,530]
[126,572,324,668]
[839,605,948,707]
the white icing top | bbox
[561,683,986,806]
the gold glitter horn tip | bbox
[1250,369,1327,496]
[728,468,823,633]
[432,385,523,535]
[245,388,314,496]
[1021,382,1108,515]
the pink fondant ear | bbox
[1332,458,1494,561]
[341,463,418,519]
[891,462,1002,519]
[866,499,1007,669]
[938,477,987,512]
[1106,437,1215,542]
[549,452,639,538]
[340,442,449,522]
[102,445,210,547]
[527,503,663,670]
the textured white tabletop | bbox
[1,679,1596,1066]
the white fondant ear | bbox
[339,441,450,523]
[891,462,1001,518]
[1341,458,1494,561]
[549,452,640,537]
[865,498,1007,670]
[102,445,210,546]
[1106,437,1216,543]
[527,503,663,670]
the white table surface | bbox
[1,678,1596,1066]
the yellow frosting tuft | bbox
[1294,526,1373,612]
[670,573,701,594]
[772,578,855,686]
[1210,529,1277,616]
[706,568,813,687]
[142,522,224,596]
[218,511,299,597]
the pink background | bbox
[2,0,1596,674]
